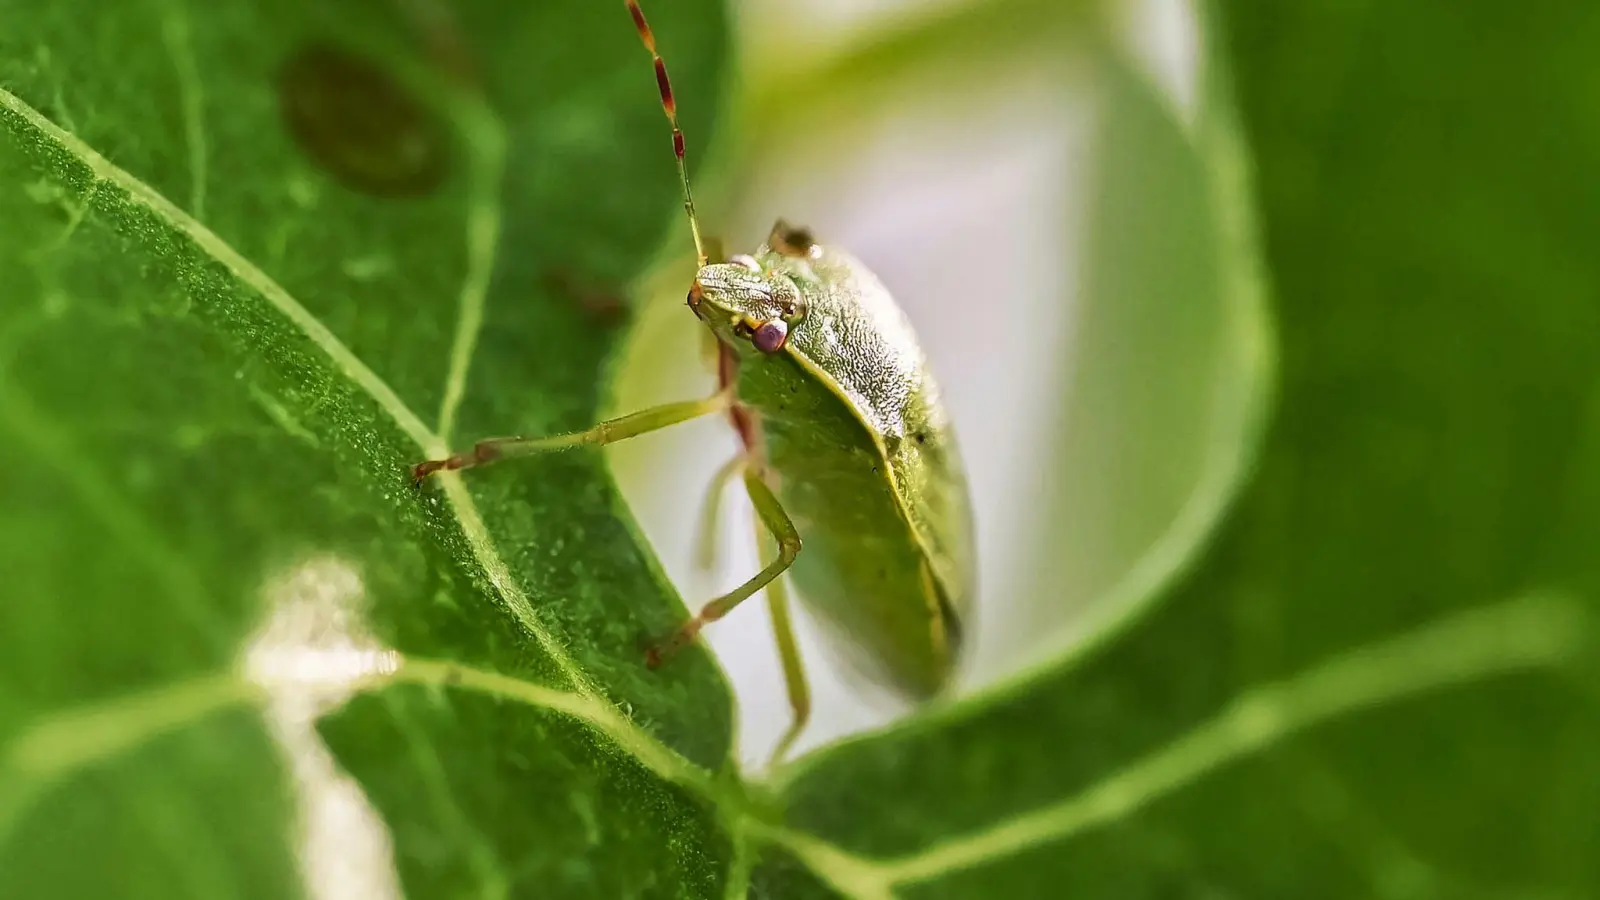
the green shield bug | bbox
[413,0,976,761]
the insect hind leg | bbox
[762,560,810,765]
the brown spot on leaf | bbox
[278,42,449,198]
[542,270,633,328]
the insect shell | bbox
[691,221,976,698]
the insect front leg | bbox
[647,466,801,666]
[411,389,731,483]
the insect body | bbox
[690,235,973,698]
[413,0,975,760]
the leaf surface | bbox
[0,1,736,896]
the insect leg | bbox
[647,467,801,666]
[411,389,731,483]
[760,538,811,765]
[693,454,747,572]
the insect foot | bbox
[409,459,445,487]
[409,441,503,486]
[644,621,702,670]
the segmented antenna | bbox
[625,0,708,267]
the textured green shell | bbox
[693,234,976,698]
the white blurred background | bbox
[607,0,1235,767]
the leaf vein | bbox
[0,85,437,450]
[157,0,208,219]
[434,104,506,443]
[38,177,102,254]
[752,593,1586,896]
[0,81,732,882]
[0,83,601,708]
[0,672,257,844]
[0,651,728,852]
[722,826,755,900]
[877,592,1587,887]
[745,822,893,900]
[392,658,714,797]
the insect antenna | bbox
[625,0,709,267]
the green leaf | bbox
[750,3,1600,898]
[0,1,739,896]
[9,0,1599,897]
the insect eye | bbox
[753,320,789,353]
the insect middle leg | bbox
[411,389,732,483]
[692,454,746,572]
[647,466,801,667]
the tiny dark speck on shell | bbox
[278,42,450,198]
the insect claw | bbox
[409,459,445,486]
[645,625,697,668]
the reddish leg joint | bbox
[645,606,726,669]
[410,441,502,485]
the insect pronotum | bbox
[413,0,976,763]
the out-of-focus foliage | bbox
[758,1,1600,896]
